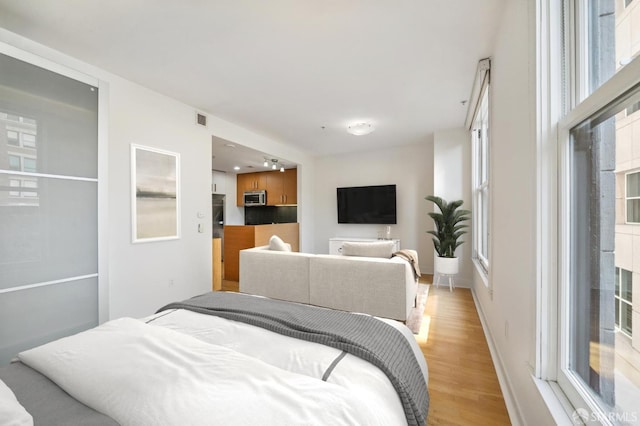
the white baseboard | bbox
[470,287,525,425]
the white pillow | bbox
[0,378,33,426]
[268,235,291,252]
[341,241,394,258]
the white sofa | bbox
[239,241,419,321]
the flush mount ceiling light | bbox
[347,122,375,136]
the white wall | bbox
[471,1,553,424]
[313,140,434,273]
[107,79,213,318]
[0,28,315,319]
[433,128,472,287]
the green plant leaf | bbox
[425,195,471,258]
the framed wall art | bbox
[131,144,180,243]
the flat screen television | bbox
[337,184,397,224]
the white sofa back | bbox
[239,246,418,321]
[309,254,413,321]
[240,246,312,304]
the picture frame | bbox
[131,144,180,243]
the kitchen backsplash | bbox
[244,206,297,225]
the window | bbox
[22,133,36,149]
[615,268,633,337]
[8,154,20,171]
[22,157,36,173]
[8,178,20,197]
[6,130,18,146]
[469,59,491,279]
[552,0,640,422]
[627,171,640,223]
[6,154,37,173]
[472,88,490,274]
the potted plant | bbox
[425,195,470,276]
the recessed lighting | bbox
[233,166,240,170]
[347,122,375,136]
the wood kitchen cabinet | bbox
[237,169,296,206]
[266,168,297,205]
[236,172,267,206]
[223,223,299,281]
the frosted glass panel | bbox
[0,277,98,366]
[0,52,98,179]
[0,177,97,289]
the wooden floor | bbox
[221,277,511,425]
[421,280,511,425]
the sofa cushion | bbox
[341,241,394,258]
[268,235,291,252]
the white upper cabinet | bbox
[212,170,226,194]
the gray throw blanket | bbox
[158,291,429,426]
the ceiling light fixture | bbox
[347,122,375,136]
[263,159,269,167]
[271,159,278,170]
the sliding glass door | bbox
[0,50,100,365]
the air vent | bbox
[196,112,207,127]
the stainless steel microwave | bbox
[243,190,266,206]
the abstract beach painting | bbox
[131,145,180,242]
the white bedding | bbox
[18,312,420,426]
[0,379,33,426]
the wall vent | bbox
[196,112,207,127]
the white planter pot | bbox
[435,256,459,275]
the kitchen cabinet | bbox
[211,170,226,194]
[236,172,267,206]
[265,168,297,205]
[223,223,299,281]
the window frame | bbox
[467,59,491,285]
[625,170,640,223]
[537,0,640,422]
[555,23,640,426]
[614,267,633,337]
[472,87,490,273]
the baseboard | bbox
[470,287,525,426]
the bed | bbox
[0,291,429,425]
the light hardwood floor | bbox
[220,277,511,425]
[421,278,511,425]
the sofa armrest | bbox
[239,248,311,304]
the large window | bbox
[553,0,640,422]
[472,87,490,274]
[469,59,491,279]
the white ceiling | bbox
[0,1,505,172]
